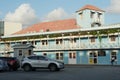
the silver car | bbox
[0,60,9,71]
[21,55,64,72]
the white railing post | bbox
[78,33,81,49]
[118,30,120,47]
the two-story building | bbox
[0,5,120,65]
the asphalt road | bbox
[0,66,120,80]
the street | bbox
[0,66,120,80]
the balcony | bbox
[33,42,120,51]
[1,42,120,53]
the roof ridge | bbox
[77,4,104,12]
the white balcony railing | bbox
[1,42,120,52]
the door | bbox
[38,56,49,67]
[69,52,76,64]
[28,56,40,67]
[89,52,97,64]
[111,51,117,64]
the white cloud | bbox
[4,3,39,27]
[107,0,120,13]
[42,8,75,22]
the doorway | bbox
[111,51,117,64]
[89,51,98,64]
[69,52,76,64]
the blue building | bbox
[0,5,120,65]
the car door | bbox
[28,56,40,67]
[38,56,49,68]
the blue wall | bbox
[98,50,110,64]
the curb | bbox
[65,64,120,67]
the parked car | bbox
[21,55,64,72]
[0,57,20,71]
[0,60,9,71]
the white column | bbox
[70,33,72,49]
[62,33,64,49]
[78,33,81,48]
[87,32,90,48]
[47,35,49,49]
[117,30,120,47]
[97,31,101,48]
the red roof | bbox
[77,5,104,12]
[13,19,79,35]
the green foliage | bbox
[2,28,120,42]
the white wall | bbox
[4,21,22,36]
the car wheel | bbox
[23,64,31,72]
[49,64,57,72]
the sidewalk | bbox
[65,64,120,67]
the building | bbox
[12,43,35,62]
[0,21,22,36]
[0,5,120,65]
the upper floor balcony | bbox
[0,40,120,53]
[33,42,120,51]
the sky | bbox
[0,0,120,28]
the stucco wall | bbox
[4,21,22,36]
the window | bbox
[39,56,46,60]
[22,41,27,44]
[56,53,59,59]
[19,50,22,56]
[28,50,32,55]
[35,41,37,45]
[28,56,38,60]
[98,13,102,19]
[43,53,47,56]
[110,35,116,42]
[111,52,116,56]
[90,37,95,43]
[90,11,95,18]
[79,12,83,19]
[98,50,106,56]
[73,53,76,58]
[42,40,48,45]
[69,52,76,59]
[31,41,34,45]
[90,52,96,57]
[56,39,62,44]
[69,53,72,58]
[56,53,63,60]
[60,53,63,60]
[70,38,76,43]
[91,23,101,27]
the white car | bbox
[0,60,9,71]
[21,55,64,72]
